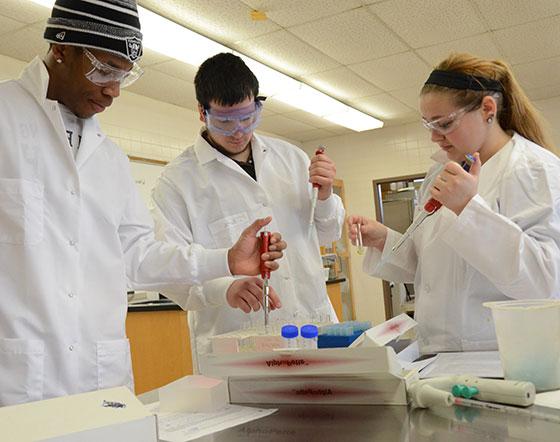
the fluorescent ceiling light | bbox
[28,0,384,131]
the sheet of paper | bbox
[146,402,276,442]
[419,351,503,379]
[535,390,560,409]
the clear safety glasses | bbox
[204,101,263,137]
[422,105,474,135]
[83,48,143,88]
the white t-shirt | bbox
[59,103,84,159]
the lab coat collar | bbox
[18,57,50,107]
[19,57,105,169]
[193,130,269,173]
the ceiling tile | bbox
[416,33,503,67]
[390,86,421,110]
[289,8,408,65]
[234,30,340,77]
[262,97,299,114]
[151,59,198,83]
[493,16,560,64]
[258,114,316,136]
[0,22,47,63]
[140,0,280,44]
[290,128,339,143]
[127,69,198,110]
[349,93,414,120]
[514,57,560,89]
[281,110,346,129]
[139,48,173,67]
[471,0,560,30]
[0,15,25,37]
[240,0,362,28]
[349,51,430,91]
[369,0,486,48]
[304,67,381,100]
[0,0,49,24]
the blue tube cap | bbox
[301,324,318,338]
[281,324,299,339]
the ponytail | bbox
[421,53,555,152]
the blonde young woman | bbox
[348,53,560,354]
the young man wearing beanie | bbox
[152,53,345,370]
[0,1,286,407]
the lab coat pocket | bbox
[96,339,133,391]
[0,338,44,405]
[0,178,44,245]
[208,212,250,247]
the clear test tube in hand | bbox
[259,231,271,331]
[356,223,365,255]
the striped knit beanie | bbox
[44,0,143,63]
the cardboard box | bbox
[200,346,414,405]
[228,374,410,405]
[0,387,157,442]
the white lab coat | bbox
[0,59,232,406]
[364,133,560,354]
[152,132,345,367]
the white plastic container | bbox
[484,299,560,391]
[300,324,318,350]
[281,324,299,349]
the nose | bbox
[430,129,444,143]
[102,82,121,99]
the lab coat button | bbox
[69,239,77,247]
[68,292,74,298]
[68,345,74,351]
[70,189,76,196]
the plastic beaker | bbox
[484,299,560,391]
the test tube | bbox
[281,324,299,349]
[300,324,319,349]
[356,223,365,255]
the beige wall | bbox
[3,54,560,326]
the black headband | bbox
[424,69,503,93]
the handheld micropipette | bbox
[391,154,475,254]
[308,146,326,227]
[260,230,271,330]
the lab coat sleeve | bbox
[150,176,234,310]
[314,193,345,246]
[362,228,417,283]
[439,163,560,299]
[119,175,232,293]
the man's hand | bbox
[309,151,336,200]
[226,277,282,313]
[228,216,286,276]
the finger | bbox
[236,297,252,314]
[242,216,272,237]
[243,292,262,312]
[263,249,283,260]
[268,287,282,309]
[264,260,279,271]
[309,176,334,188]
[269,238,286,251]
[469,152,481,177]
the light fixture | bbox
[28,0,384,131]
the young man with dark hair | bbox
[153,53,345,369]
[0,3,285,407]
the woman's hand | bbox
[346,215,388,252]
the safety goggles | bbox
[204,101,263,137]
[422,105,474,135]
[83,48,143,88]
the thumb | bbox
[242,216,272,237]
[469,152,481,177]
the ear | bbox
[481,95,498,120]
[198,104,206,124]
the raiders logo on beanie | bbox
[43,0,143,63]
